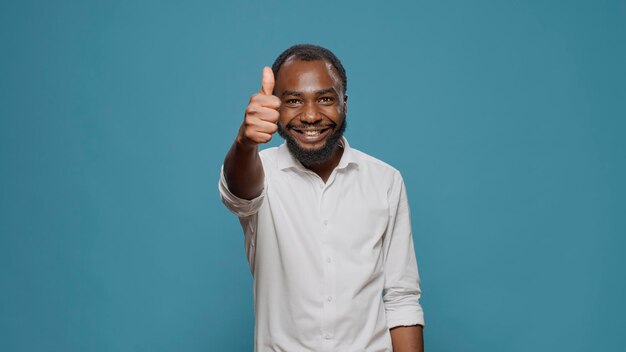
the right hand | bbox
[238,67,281,146]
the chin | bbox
[279,119,347,166]
[293,136,330,151]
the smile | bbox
[295,128,330,136]
[291,127,332,143]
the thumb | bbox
[260,66,275,95]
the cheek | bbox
[278,111,295,127]
[321,105,343,121]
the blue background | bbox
[1,0,624,351]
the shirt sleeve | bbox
[382,171,425,328]
[218,165,266,218]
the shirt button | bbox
[323,220,328,226]
[324,334,332,340]
[326,257,331,263]
[319,184,324,189]
[327,296,333,302]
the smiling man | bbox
[219,44,424,351]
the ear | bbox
[343,94,348,114]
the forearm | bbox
[390,325,423,352]
[223,135,264,200]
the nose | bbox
[301,102,322,123]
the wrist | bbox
[235,133,259,153]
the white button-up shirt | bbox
[219,138,424,352]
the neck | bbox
[302,144,344,183]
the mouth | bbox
[290,126,333,144]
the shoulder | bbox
[350,147,403,181]
[348,147,408,208]
[347,146,405,198]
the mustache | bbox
[286,121,337,130]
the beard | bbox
[277,115,347,166]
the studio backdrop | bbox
[1,0,624,351]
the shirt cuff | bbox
[384,289,425,328]
[386,309,425,329]
[218,165,266,217]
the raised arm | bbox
[223,67,281,200]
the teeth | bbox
[303,130,320,136]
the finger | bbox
[253,120,279,134]
[260,66,275,95]
[254,106,280,123]
[250,93,281,109]
[249,131,273,144]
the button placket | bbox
[318,179,335,348]
[320,244,336,347]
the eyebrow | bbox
[281,88,338,98]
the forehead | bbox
[276,58,342,92]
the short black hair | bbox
[272,44,347,94]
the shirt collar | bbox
[277,137,359,171]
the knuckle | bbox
[253,133,266,144]
[270,96,281,106]
[261,110,275,121]
[244,118,259,130]
[245,106,257,115]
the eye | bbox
[319,96,334,104]
[285,99,302,106]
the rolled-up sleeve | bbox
[218,165,266,218]
[382,172,425,328]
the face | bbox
[274,58,347,165]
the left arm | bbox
[390,325,424,352]
[383,172,425,350]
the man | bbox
[219,44,424,351]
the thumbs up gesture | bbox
[239,67,281,146]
